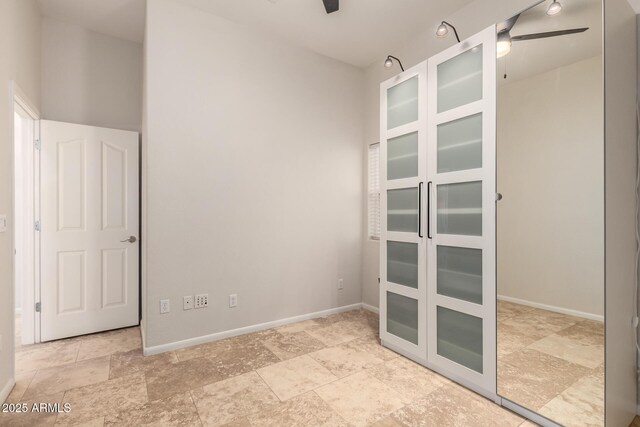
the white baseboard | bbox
[362,303,379,314]
[143,303,363,356]
[497,295,604,322]
[0,378,15,404]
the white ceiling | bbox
[38,0,475,68]
[176,0,475,67]
[38,0,146,43]
[497,0,602,84]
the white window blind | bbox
[368,143,381,240]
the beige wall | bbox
[143,0,365,348]
[361,0,539,309]
[0,0,41,400]
[41,17,143,132]
[496,55,604,318]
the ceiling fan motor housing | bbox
[323,0,339,14]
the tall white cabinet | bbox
[380,26,497,397]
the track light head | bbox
[547,0,562,15]
[383,55,405,72]
[436,22,448,37]
[435,21,460,43]
[496,32,512,58]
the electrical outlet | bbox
[160,299,170,314]
[195,294,209,309]
[0,215,6,233]
[229,294,238,308]
[338,278,344,290]
[183,296,194,310]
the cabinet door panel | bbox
[388,76,419,129]
[437,46,483,113]
[387,187,419,233]
[380,63,427,362]
[388,132,419,180]
[437,246,483,304]
[387,241,419,289]
[438,113,483,173]
[427,26,496,396]
[387,292,419,345]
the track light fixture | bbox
[384,55,405,72]
[436,21,460,43]
[496,32,512,58]
[547,0,562,15]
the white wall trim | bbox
[143,303,363,356]
[498,295,604,322]
[362,303,379,314]
[0,378,15,404]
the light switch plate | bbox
[229,294,238,308]
[184,296,194,310]
[0,215,7,233]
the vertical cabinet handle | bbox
[427,181,433,239]
[418,182,424,238]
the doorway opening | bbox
[12,84,41,351]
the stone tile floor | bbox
[0,307,622,426]
[497,301,605,427]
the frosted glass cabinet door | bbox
[437,46,483,113]
[387,187,419,232]
[387,241,418,288]
[438,114,482,173]
[437,246,482,304]
[427,26,496,394]
[387,292,419,345]
[380,61,426,362]
[437,181,482,236]
[388,132,419,180]
[437,307,483,373]
[387,76,419,129]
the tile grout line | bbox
[254,367,284,402]
[187,389,205,427]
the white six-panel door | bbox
[40,120,139,341]
[426,26,497,396]
[379,62,428,362]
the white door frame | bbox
[11,81,41,347]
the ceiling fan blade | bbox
[511,27,588,41]
[497,14,520,34]
[322,0,339,14]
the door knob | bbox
[120,236,137,243]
